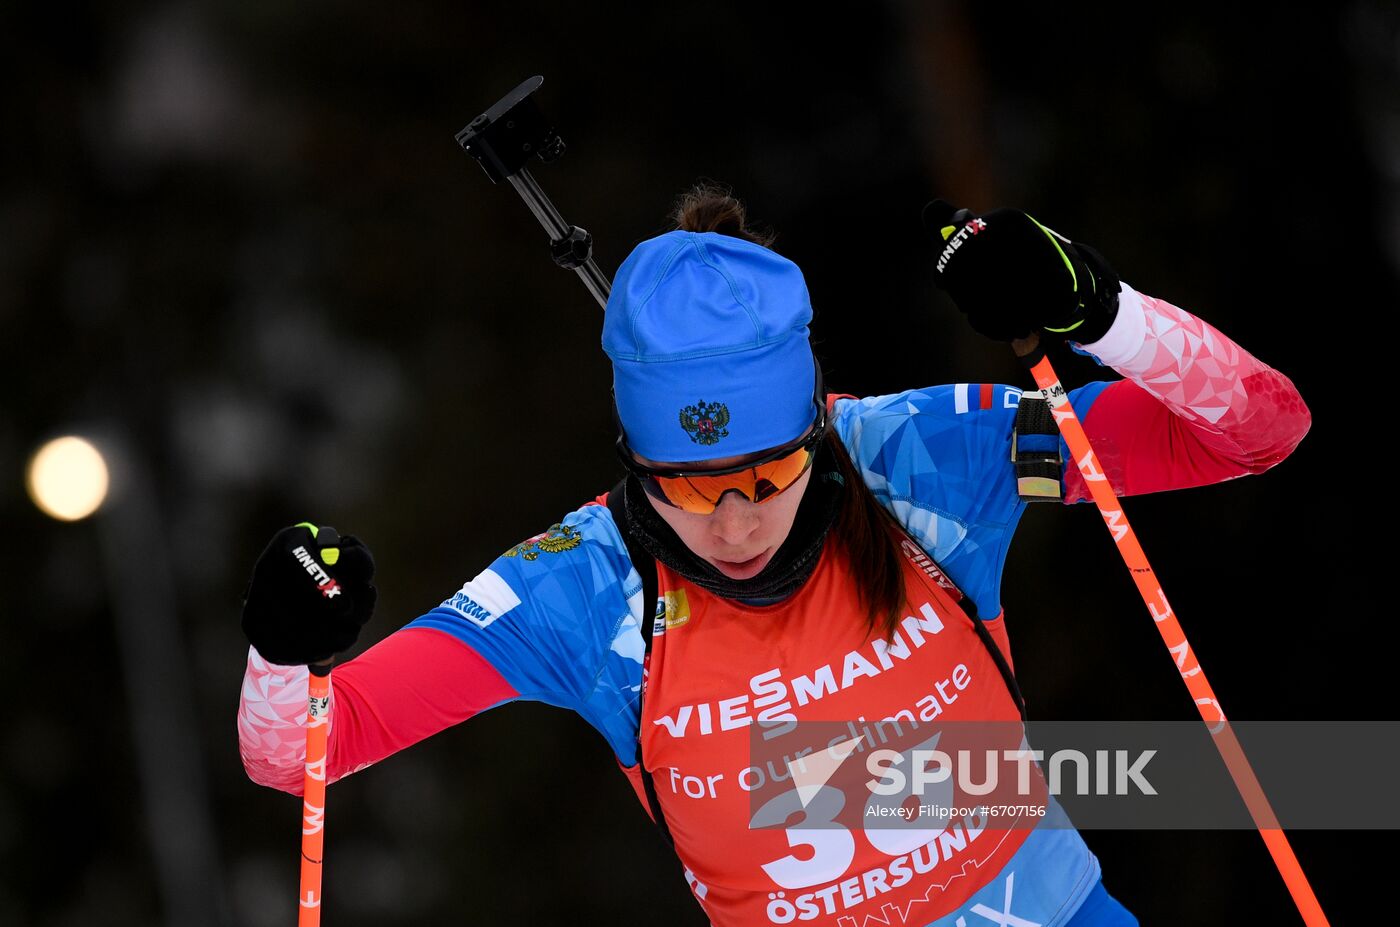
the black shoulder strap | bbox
[962,598,1028,723]
[890,525,1027,723]
[1013,390,1063,503]
[607,478,659,645]
[605,479,674,848]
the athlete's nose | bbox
[710,490,760,546]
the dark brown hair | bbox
[668,180,777,247]
[670,181,907,638]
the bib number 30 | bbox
[749,733,952,890]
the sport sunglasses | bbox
[616,397,828,516]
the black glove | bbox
[922,199,1120,344]
[241,523,377,666]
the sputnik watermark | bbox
[731,720,1400,831]
[866,747,1157,800]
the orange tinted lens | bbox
[751,445,815,498]
[650,445,814,514]
[654,476,726,514]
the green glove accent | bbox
[923,199,1122,344]
[294,521,342,564]
[241,523,377,666]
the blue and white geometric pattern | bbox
[406,379,1114,765]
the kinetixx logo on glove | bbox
[291,546,342,598]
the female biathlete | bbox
[237,185,1310,926]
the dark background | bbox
[3,1,1394,924]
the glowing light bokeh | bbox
[27,436,110,521]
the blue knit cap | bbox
[603,230,818,463]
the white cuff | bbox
[1072,281,1147,367]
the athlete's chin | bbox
[710,549,774,580]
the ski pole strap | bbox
[1012,391,1063,502]
[605,479,673,849]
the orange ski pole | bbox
[298,664,332,925]
[1014,335,1328,927]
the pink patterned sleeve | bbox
[1061,282,1311,503]
[238,649,318,794]
[237,627,519,796]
